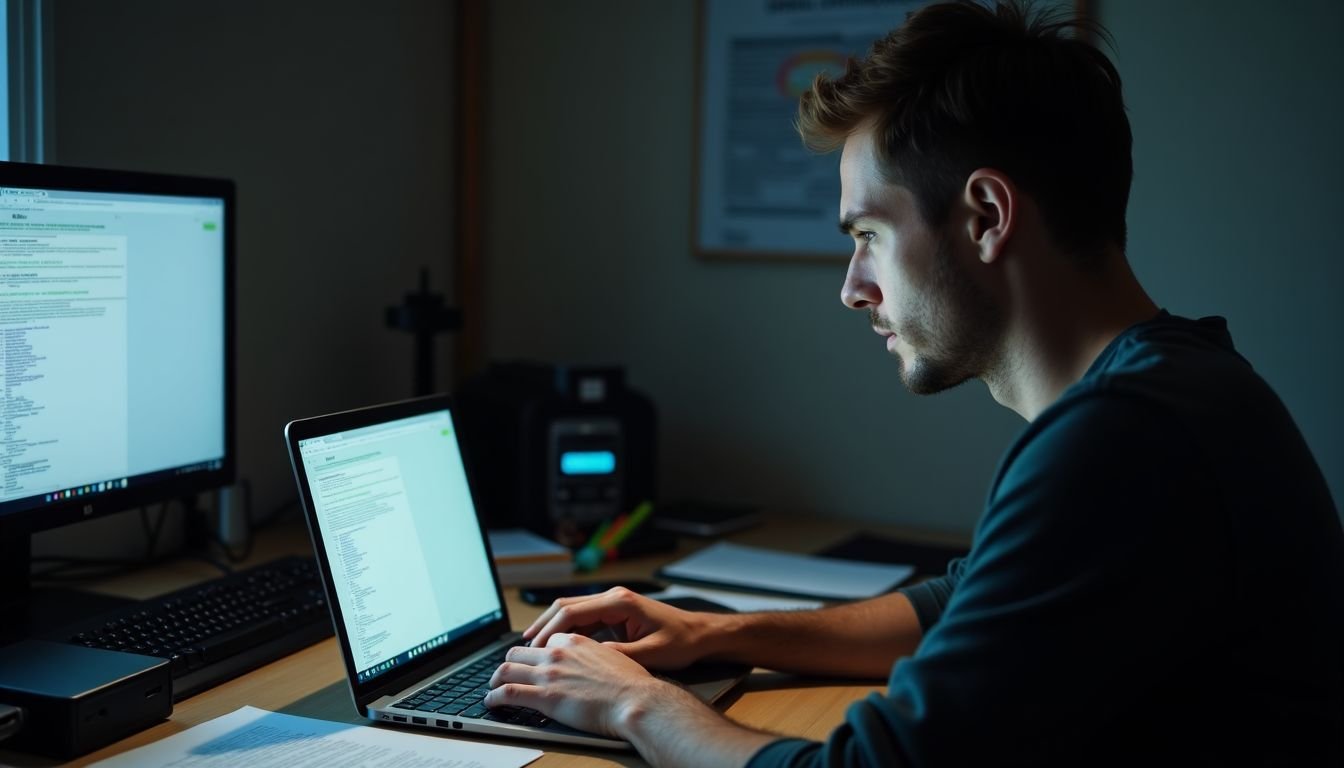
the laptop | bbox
[284,395,747,749]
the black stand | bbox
[386,268,462,396]
[0,530,137,644]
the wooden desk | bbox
[4,518,959,767]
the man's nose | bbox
[841,256,879,310]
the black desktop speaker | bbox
[455,362,656,547]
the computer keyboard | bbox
[57,555,333,701]
[392,645,549,726]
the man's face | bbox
[838,127,1002,394]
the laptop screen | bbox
[295,408,504,684]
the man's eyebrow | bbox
[838,210,870,235]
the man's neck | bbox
[985,251,1158,421]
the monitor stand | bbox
[0,530,139,644]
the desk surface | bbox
[5,517,961,767]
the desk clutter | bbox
[493,507,961,602]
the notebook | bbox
[284,395,746,750]
[658,541,915,600]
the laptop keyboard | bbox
[394,645,550,726]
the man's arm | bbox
[617,677,778,768]
[523,588,924,679]
[704,591,922,678]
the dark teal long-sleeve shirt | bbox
[749,313,1343,767]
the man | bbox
[486,2,1344,765]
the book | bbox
[486,528,573,585]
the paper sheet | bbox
[659,541,914,600]
[90,706,542,768]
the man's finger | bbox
[522,593,603,639]
[489,656,550,689]
[502,645,551,665]
[530,595,638,649]
[483,682,547,713]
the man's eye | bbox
[858,231,876,243]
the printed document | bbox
[89,706,542,768]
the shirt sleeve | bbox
[747,394,1224,768]
[896,556,967,630]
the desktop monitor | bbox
[0,161,235,630]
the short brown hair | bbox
[798,0,1131,258]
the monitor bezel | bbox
[0,160,236,536]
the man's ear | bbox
[962,169,1016,264]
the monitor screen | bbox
[0,161,233,537]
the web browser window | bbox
[0,186,225,505]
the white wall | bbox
[42,0,456,553]
[1108,0,1344,515]
[482,0,1343,537]
[484,0,1019,537]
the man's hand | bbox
[523,586,721,670]
[486,633,776,767]
[485,632,664,736]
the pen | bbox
[598,513,628,550]
[574,518,614,573]
[572,501,652,572]
[601,501,652,555]
[585,519,613,552]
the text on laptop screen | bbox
[297,409,502,682]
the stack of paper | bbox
[657,541,914,600]
[487,528,573,585]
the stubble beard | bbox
[873,236,1003,395]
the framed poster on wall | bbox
[693,0,1089,261]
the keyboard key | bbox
[459,704,489,719]
[436,703,468,715]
